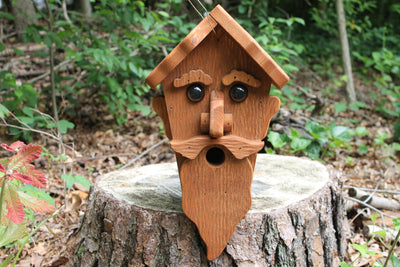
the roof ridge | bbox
[145,4,289,89]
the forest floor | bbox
[1,43,400,266]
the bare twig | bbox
[346,196,396,219]
[27,58,73,83]
[84,153,139,161]
[62,0,72,24]
[120,138,169,170]
[0,105,74,151]
[384,229,400,267]
[0,32,18,42]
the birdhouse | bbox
[146,5,289,260]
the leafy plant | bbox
[341,215,400,267]
[267,121,359,160]
[0,141,55,264]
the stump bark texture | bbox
[67,154,346,266]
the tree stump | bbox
[67,154,346,266]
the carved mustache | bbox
[170,135,264,160]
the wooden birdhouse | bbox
[146,5,289,261]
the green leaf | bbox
[373,230,386,239]
[330,125,352,142]
[290,137,312,152]
[334,102,347,113]
[347,156,354,165]
[357,144,369,155]
[339,262,353,267]
[305,121,328,143]
[393,217,400,231]
[136,105,151,116]
[355,126,370,136]
[0,221,27,247]
[57,120,75,134]
[268,131,289,148]
[0,253,14,267]
[289,128,301,139]
[61,173,75,188]
[0,11,15,20]
[0,104,10,119]
[61,173,90,189]
[12,47,25,56]
[391,255,400,267]
[393,142,400,151]
[371,213,378,224]
[372,262,384,267]
[350,243,377,257]
[305,142,321,160]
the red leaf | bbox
[3,183,25,224]
[28,166,47,188]
[10,171,33,184]
[18,191,55,213]
[0,141,25,152]
[18,165,47,188]
[7,144,42,171]
[0,163,5,173]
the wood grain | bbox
[146,5,289,90]
[152,96,172,139]
[200,113,232,134]
[209,90,224,138]
[179,148,253,260]
[173,69,213,88]
[170,135,264,160]
[144,4,290,261]
[222,69,261,88]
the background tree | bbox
[336,0,356,104]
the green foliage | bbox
[267,120,372,160]
[342,215,400,267]
[61,173,91,190]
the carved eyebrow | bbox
[173,70,213,88]
[222,70,261,88]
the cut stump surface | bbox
[67,154,346,266]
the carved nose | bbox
[200,90,232,138]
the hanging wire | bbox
[187,0,217,36]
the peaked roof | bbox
[145,5,289,89]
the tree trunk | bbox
[11,0,37,36]
[65,154,346,266]
[336,0,356,104]
[80,0,91,19]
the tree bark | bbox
[65,154,346,266]
[10,0,37,36]
[336,0,356,104]
[80,0,91,19]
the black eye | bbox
[230,84,248,102]
[187,84,205,102]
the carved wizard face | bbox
[153,26,281,260]
[162,26,279,149]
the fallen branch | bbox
[345,196,396,219]
[348,187,400,211]
[344,186,400,195]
